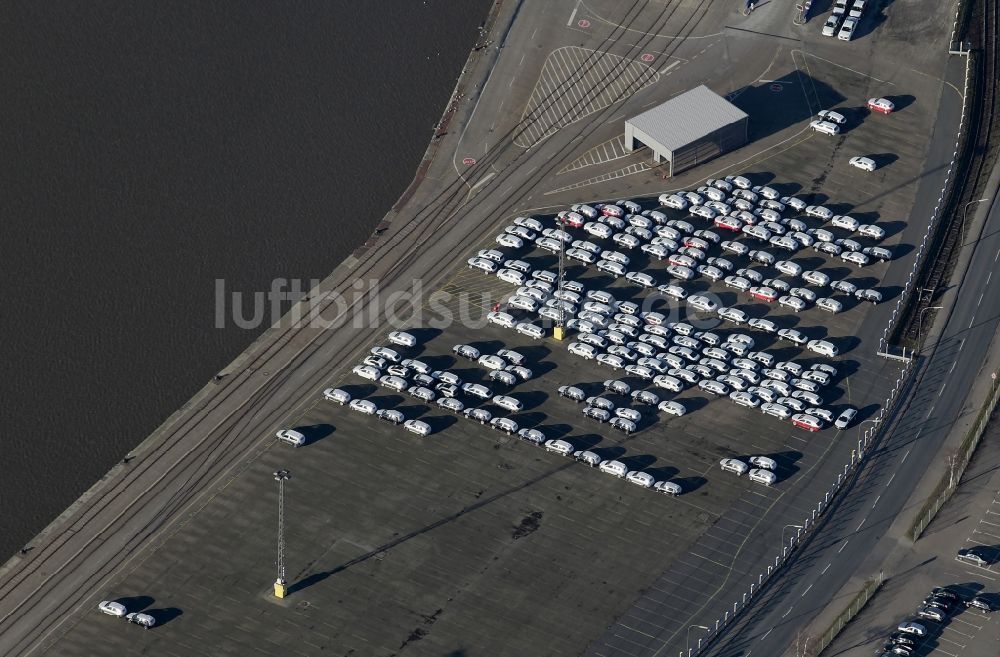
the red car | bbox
[867,97,895,114]
[558,211,585,228]
[715,216,743,232]
[749,286,778,302]
[792,414,822,432]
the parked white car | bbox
[810,119,840,136]
[849,155,876,172]
[720,458,749,475]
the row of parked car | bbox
[822,0,868,41]
[565,321,845,431]
[472,193,883,349]
[97,600,156,629]
[876,586,993,656]
[337,335,546,438]
[473,214,856,431]
[549,383,686,493]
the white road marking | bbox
[950,617,983,630]
[781,606,793,618]
[801,583,813,597]
[926,404,936,417]
[470,173,495,191]
[938,381,948,397]
[659,60,681,74]
[760,629,772,640]
[987,271,992,284]
[949,361,957,373]
[872,494,881,509]
[977,292,985,307]
[886,473,895,486]
[856,518,866,531]
[567,0,581,26]
[821,563,831,574]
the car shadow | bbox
[884,94,916,113]
[619,453,656,470]
[343,383,377,398]
[369,393,404,408]
[296,423,335,446]
[567,433,603,451]
[645,465,679,481]
[672,475,708,493]
[538,422,573,439]
[515,390,548,411]
[681,396,710,413]
[425,415,458,432]
[115,595,155,612]
[870,152,900,169]
[145,607,183,627]
[397,404,429,418]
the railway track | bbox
[900,0,998,344]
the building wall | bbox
[625,117,748,174]
[668,118,748,176]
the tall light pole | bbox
[554,236,567,341]
[273,469,291,598]
[961,198,989,240]
[918,305,944,340]
[687,624,709,653]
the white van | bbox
[807,339,839,357]
[493,395,524,412]
[491,417,519,434]
[575,450,602,466]
[515,322,544,339]
[487,311,516,329]
[323,388,351,405]
[599,460,628,478]
[659,193,689,210]
[748,469,777,486]
[544,439,574,456]
[810,120,840,136]
[275,429,305,447]
[626,471,655,488]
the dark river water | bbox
[0,1,492,561]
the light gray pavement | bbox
[0,0,975,655]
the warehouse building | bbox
[624,85,749,176]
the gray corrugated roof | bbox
[626,85,747,153]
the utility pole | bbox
[273,469,291,598]
[554,229,567,341]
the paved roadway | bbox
[824,409,1000,657]
[0,1,973,655]
[698,132,1000,657]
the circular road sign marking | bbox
[770,83,783,92]
[578,19,591,28]
[462,157,476,166]
[640,53,655,63]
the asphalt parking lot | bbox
[35,0,959,654]
[49,173,903,657]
